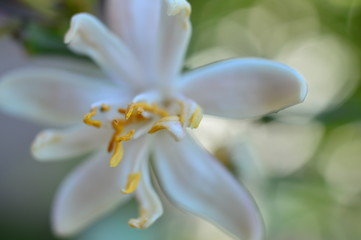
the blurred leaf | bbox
[20,0,57,18]
[22,22,69,55]
[64,0,98,13]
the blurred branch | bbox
[0,0,44,20]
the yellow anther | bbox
[148,116,179,134]
[122,172,141,194]
[155,116,179,123]
[112,119,129,133]
[109,142,124,168]
[189,107,203,128]
[108,119,124,152]
[118,108,127,115]
[83,108,102,128]
[126,103,168,120]
[108,129,135,167]
[126,104,138,119]
[100,104,110,112]
[115,129,135,141]
[148,124,167,134]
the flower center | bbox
[83,96,203,194]
[82,98,203,193]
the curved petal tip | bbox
[166,0,191,16]
[298,72,308,103]
[260,59,308,105]
[278,60,308,103]
[65,13,98,44]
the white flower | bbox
[0,0,307,239]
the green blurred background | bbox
[1,0,361,239]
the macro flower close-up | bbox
[0,0,309,240]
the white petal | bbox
[0,67,127,125]
[106,0,191,86]
[129,159,163,229]
[178,58,307,119]
[106,0,162,84]
[31,124,110,161]
[132,90,162,105]
[52,149,131,237]
[29,56,106,79]
[157,0,191,87]
[153,133,263,240]
[177,96,203,128]
[118,136,150,194]
[65,13,143,87]
[149,116,185,141]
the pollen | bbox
[83,108,102,128]
[122,172,141,194]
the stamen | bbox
[148,125,167,134]
[148,116,185,140]
[118,108,127,115]
[100,104,111,112]
[128,208,148,229]
[97,100,201,171]
[148,116,180,134]
[108,129,135,168]
[177,101,185,126]
[83,108,102,128]
[189,106,203,128]
[126,103,168,120]
[115,129,135,141]
[108,119,124,153]
[112,119,125,130]
[109,142,124,168]
[122,172,141,194]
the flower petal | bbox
[52,149,130,237]
[118,136,150,194]
[0,67,127,125]
[157,0,191,86]
[106,0,191,86]
[52,137,149,237]
[153,133,263,240]
[28,56,106,79]
[31,124,110,161]
[106,0,162,84]
[178,58,307,119]
[65,13,143,87]
[148,116,186,141]
[129,159,163,229]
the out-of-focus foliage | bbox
[1,0,361,239]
